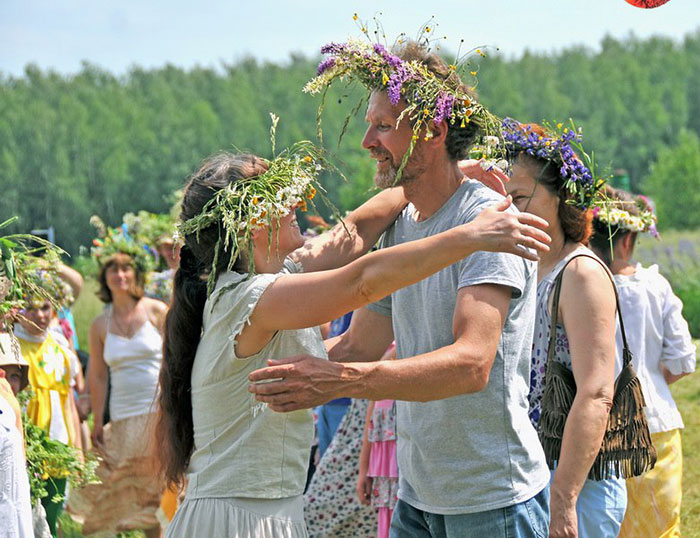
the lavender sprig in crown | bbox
[304,23,504,181]
[501,117,608,210]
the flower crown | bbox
[178,115,337,293]
[501,118,607,209]
[23,265,74,310]
[89,215,155,274]
[593,195,659,239]
[0,218,67,328]
[304,30,503,180]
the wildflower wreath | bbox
[89,215,155,275]
[178,114,339,293]
[0,217,67,330]
[304,16,504,180]
[593,194,659,238]
[501,118,608,210]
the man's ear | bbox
[425,119,449,148]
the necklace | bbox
[111,302,142,338]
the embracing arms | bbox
[237,197,547,356]
[248,282,512,409]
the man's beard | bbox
[373,147,426,189]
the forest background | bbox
[1,29,700,335]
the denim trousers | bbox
[389,487,550,538]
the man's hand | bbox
[458,159,510,196]
[248,355,356,412]
[549,497,578,538]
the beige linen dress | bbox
[166,260,324,538]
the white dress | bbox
[0,394,33,538]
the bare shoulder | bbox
[560,255,615,312]
[90,311,108,338]
[563,255,610,286]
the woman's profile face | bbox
[507,159,560,230]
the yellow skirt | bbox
[619,428,682,538]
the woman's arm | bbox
[87,318,109,450]
[239,197,549,356]
[549,257,617,537]
[289,187,408,273]
[356,400,375,506]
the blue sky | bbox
[1,0,698,77]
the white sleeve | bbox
[660,275,697,375]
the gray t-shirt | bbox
[368,179,549,514]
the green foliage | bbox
[644,129,700,231]
[636,229,700,338]
[16,389,99,505]
[1,31,700,257]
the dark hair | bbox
[514,124,592,244]
[155,152,268,487]
[393,41,481,161]
[96,253,145,303]
[589,186,640,267]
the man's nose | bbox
[361,127,376,150]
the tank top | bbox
[528,246,613,427]
[103,304,163,421]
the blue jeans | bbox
[390,487,550,538]
[316,400,351,460]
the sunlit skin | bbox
[362,92,429,189]
[250,207,305,273]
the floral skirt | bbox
[67,412,164,534]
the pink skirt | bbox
[368,440,398,478]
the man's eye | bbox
[377,124,391,131]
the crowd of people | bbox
[0,28,697,538]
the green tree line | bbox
[1,30,699,256]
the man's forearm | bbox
[342,342,493,402]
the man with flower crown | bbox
[250,33,551,536]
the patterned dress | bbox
[304,398,377,537]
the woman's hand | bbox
[466,196,551,261]
[356,474,373,506]
[459,159,510,196]
[549,497,578,538]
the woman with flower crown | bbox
[589,187,696,538]
[67,225,166,538]
[154,141,551,537]
[492,120,627,538]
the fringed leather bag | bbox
[538,254,657,481]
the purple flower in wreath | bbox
[373,43,403,70]
[387,68,411,104]
[320,42,347,55]
[317,58,336,76]
[433,91,454,124]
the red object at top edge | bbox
[624,0,672,8]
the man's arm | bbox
[248,283,510,410]
[326,307,394,363]
[290,187,407,273]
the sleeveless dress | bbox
[529,246,627,538]
[67,304,164,534]
[166,259,323,538]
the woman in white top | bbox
[589,187,696,537]
[69,250,166,537]
[155,151,551,538]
